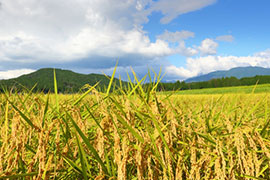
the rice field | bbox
[1,71,270,179]
[164,83,270,95]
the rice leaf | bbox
[22,83,37,105]
[106,61,118,96]
[67,113,108,175]
[0,172,39,179]
[42,155,53,179]
[76,134,88,180]
[73,82,99,106]
[63,156,83,174]
[128,75,147,97]
[53,69,59,113]
[261,101,269,137]
[6,97,39,131]
[114,113,144,143]
[42,93,50,128]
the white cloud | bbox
[165,49,270,80]
[175,41,198,57]
[0,0,173,63]
[254,49,270,58]
[216,35,234,42]
[198,38,218,55]
[156,30,198,56]
[4,0,263,82]
[157,30,195,42]
[148,0,217,24]
[166,65,198,79]
[0,69,35,80]
[0,0,216,69]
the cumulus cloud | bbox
[176,41,198,57]
[198,38,218,55]
[157,30,195,42]
[156,30,198,56]
[0,0,173,64]
[0,69,35,80]
[0,0,217,74]
[148,0,217,24]
[165,49,270,80]
[216,35,234,42]
[254,49,270,58]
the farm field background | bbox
[2,0,270,179]
[1,76,270,179]
[164,83,270,95]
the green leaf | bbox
[54,69,59,113]
[63,156,83,174]
[5,96,39,131]
[261,101,269,138]
[114,113,144,143]
[106,61,118,96]
[42,155,53,179]
[0,172,39,179]
[258,164,268,177]
[76,134,89,180]
[128,75,147,97]
[42,93,50,128]
[195,132,216,145]
[73,82,99,106]
[251,80,259,94]
[67,113,108,175]
[22,83,37,105]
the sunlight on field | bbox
[169,83,270,95]
[1,88,270,179]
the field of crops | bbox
[166,83,270,95]
[1,72,270,179]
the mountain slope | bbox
[0,68,124,92]
[185,66,270,82]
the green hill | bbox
[0,68,124,93]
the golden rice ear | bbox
[2,66,270,179]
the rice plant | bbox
[0,68,270,179]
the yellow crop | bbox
[0,71,270,179]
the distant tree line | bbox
[3,70,270,93]
[156,75,270,91]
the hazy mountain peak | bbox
[185,66,270,82]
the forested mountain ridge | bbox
[2,67,270,93]
[0,68,123,93]
[159,75,270,91]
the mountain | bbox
[185,66,270,83]
[0,68,124,93]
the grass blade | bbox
[76,134,88,180]
[0,172,39,179]
[42,155,53,179]
[251,80,259,94]
[63,156,83,174]
[22,83,37,105]
[73,82,99,106]
[67,113,108,175]
[5,96,39,131]
[261,101,270,137]
[128,75,147,97]
[42,93,50,128]
[54,69,59,113]
[106,61,118,96]
[114,113,144,143]
[5,100,9,141]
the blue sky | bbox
[144,0,270,66]
[0,0,269,81]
